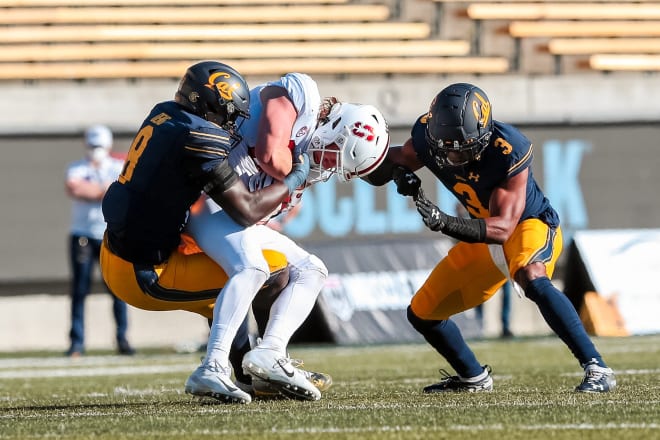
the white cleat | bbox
[185,361,252,404]
[242,347,321,401]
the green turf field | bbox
[1,335,658,439]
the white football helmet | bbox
[308,102,389,182]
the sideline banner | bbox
[565,229,660,335]
[298,238,483,345]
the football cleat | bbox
[185,361,252,404]
[242,347,321,401]
[251,340,332,394]
[291,358,334,392]
[249,361,333,399]
[575,362,616,393]
[423,365,493,393]
[252,378,285,399]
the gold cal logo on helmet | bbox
[205,72,240,100]
[472,92,491,128]
[424,96,437,123]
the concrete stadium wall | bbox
[0,286,552,353]
[3,73,660,135]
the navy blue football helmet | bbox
[175,60,250,130]
[425,83,493,167]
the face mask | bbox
[88,147,109,163]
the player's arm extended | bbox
[361,138,423,186]
[415,169,527,244]
[205,155,310,227]
[254,86,298,181]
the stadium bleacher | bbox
[416,0,660,74]
[0,0,511,80]
[4,0,660,79]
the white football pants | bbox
[186,196,327,367]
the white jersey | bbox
[230,72,324,223]
[66,155,124,239]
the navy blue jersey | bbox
[411,115,559,227]
[103,101,235,264]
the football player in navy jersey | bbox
[364,83,615,393]
[100,61,311,404]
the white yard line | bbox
[0,355,195,378]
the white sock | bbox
[259,263,326,354]
[460,367,489,383]
[204,267,267,367]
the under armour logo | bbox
[431,211,441,221]
[468,172,480,182]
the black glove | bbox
[283,152,310,193]
[415,188,447,232]
[392,166,421,198]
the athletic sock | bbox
[407,306,484,378]
[525,277,606,368]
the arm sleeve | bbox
[361,156,397,186]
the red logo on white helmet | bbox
[351,122,375,142]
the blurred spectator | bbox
[64,125,134,357]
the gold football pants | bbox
[411,219,563,320]
[100,236,287,319]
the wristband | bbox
[442,216,487,243]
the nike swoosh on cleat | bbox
[276,359,295,378]
[217,376,239,392]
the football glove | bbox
[392,166,421,199]
[284,152,310,194]
[415,188,447,231]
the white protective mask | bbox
[88,147,109,163]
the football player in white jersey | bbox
[186,73,390,401]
